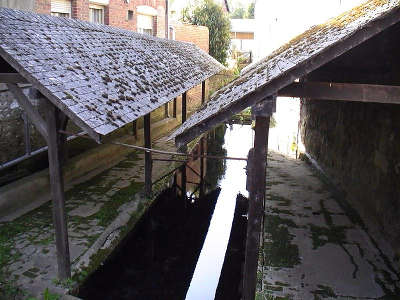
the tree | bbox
[182,0,231,65]
[231,6,246,19]
[246,2,255,19]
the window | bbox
[51,12,70,18]
[51,0,71,18]
[137,14,153,36]
[127,10,134,21]
[89,4,104,24]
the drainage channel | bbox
[78,124,253,300]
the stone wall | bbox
[300,21,400,252]
[0,84,46,165]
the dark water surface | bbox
[78,124,253,300]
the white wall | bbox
[254,0,366,61]
[0,0,34,11]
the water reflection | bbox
[185,124,253,300]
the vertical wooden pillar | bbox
[173,97,177,118]
[164,103,169,118]
[144,113,152,197]
[182,92,187,123]
[243,97,275,300]
[22,112,31,155]
[44,101,71,280]
[199,137,205,198]
[132,120,137,138]
[201,81,206,104]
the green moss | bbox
[264,214,300,268]
[311,285,337,298]
[309,224,349,249]
[91,181,143,227]
[268,194,291,207]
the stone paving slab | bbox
[0,136,179,299]
[257,152,400,300]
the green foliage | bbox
[231,6,245,18]
[43,288,60,300]
[247,2,255,19]
[230,1,255,19]
[182,0,231,65]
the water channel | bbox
[79,123,254,300]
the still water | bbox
[79,124,253,300]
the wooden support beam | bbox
[0,73,28,83]
[243,97,274,300]
[132,120,137,138]
[243,116,270,300]
[22,112,31,155]
[144,113,152,197]
[7,83,49,142]
[173,97,177,118]
[199,137,205,198]
[182,92,187,123]
[164,103,169,118]
[279,82,400,104]
[44,100,71,280]
[201,81,206,104]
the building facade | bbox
[1,0,167,38]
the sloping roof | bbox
[171,0,400,145]
[0,8,224,142]
[231,19,256,33]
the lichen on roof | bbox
[171,0,400,141]
[0,8,224,139]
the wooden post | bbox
[173,97,177,118]
[182,92,187,123]
[144,113,152,197]
[201,81,206,104]
[164,103,169,118]
[132,120,137,138]
[44,100,71,280]
[199,137,205,198]
[22,112,31,155]
[243,96,275,300]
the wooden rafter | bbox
[0,73,28,83]
[279,82,400,104]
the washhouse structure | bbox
[171,1,400,298]
[0,7,224,279]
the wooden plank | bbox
[0,73,28,83]
[44,100,71,280]
[182,92,187,123]
[173,97,177,118]
[144,113,152,197]
[175,7,400,147]
[279,82,400,104]
[7,83,49,142]
[202,81,206,104]
[243,115,270,300]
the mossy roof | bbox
[0,8,224,142]
[171,0,400,143]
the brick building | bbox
[2,0,167,38]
